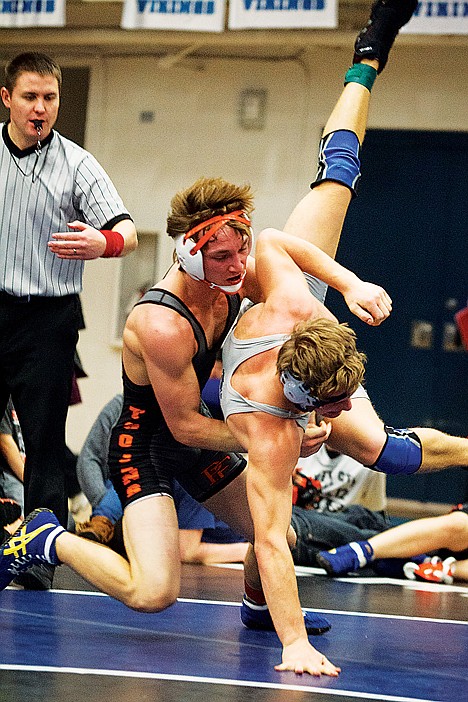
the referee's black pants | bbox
[0,293,80,527]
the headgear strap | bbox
[280,369,348,411]
[184,210,252,255]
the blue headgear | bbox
[280,370,348,411]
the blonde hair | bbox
[167,177,254,245]
[277,318,366,399]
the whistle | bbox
[33,119,43,154]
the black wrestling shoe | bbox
[354,0,417,73]
[13,562,56,590]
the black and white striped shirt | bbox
[0,123,130,297]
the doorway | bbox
[326,129,468,503]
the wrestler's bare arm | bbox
[232,411,339,676]
[300,414,332,457]
[135,309,245,453]
[256,227,392,327]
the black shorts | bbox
[108,396,246,508]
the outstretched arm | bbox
[235,411,340,676]
[256,227,392,326]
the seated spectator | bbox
[316,503,468,583]
[297,443,387,513]
[67,326,93,521]
[0,398,87,530]
[74,394,124,545]
[173,481,247,564]
[289,466,390,568]
[287,444,390,568]
[0,399,25,510]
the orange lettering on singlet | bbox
[118,406,144,500]
[118,434,133,448]
[122,468,140,486]
[121,464,139,475]
[202,455,232,485]
[127,484,142,498]
[123,422,140,431]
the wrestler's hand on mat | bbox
[275,640,341,677]
[299,417,331,458]
[48,221,107,260]
[342,279,392,326]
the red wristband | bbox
[100,229,124,258]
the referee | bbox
[0,52,137,589]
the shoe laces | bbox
[7,553,48,576]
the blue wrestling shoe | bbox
[0,509,64,590]
[316,541,374,577]
[241,597,331,635]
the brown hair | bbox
[167,177,254,245]
[277,318,366,399]
[4,52,62,94]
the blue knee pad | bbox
[371,426,422,476]
[311,129,361,197]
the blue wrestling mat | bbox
[0,588,467,701]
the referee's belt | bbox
[0,291,33,304]
[0,291,77,304]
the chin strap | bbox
[202,270,246,295]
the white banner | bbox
[402,1,468,34]
[0,0,65,26]
[121,0,226,31]
[229,0,337,30]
